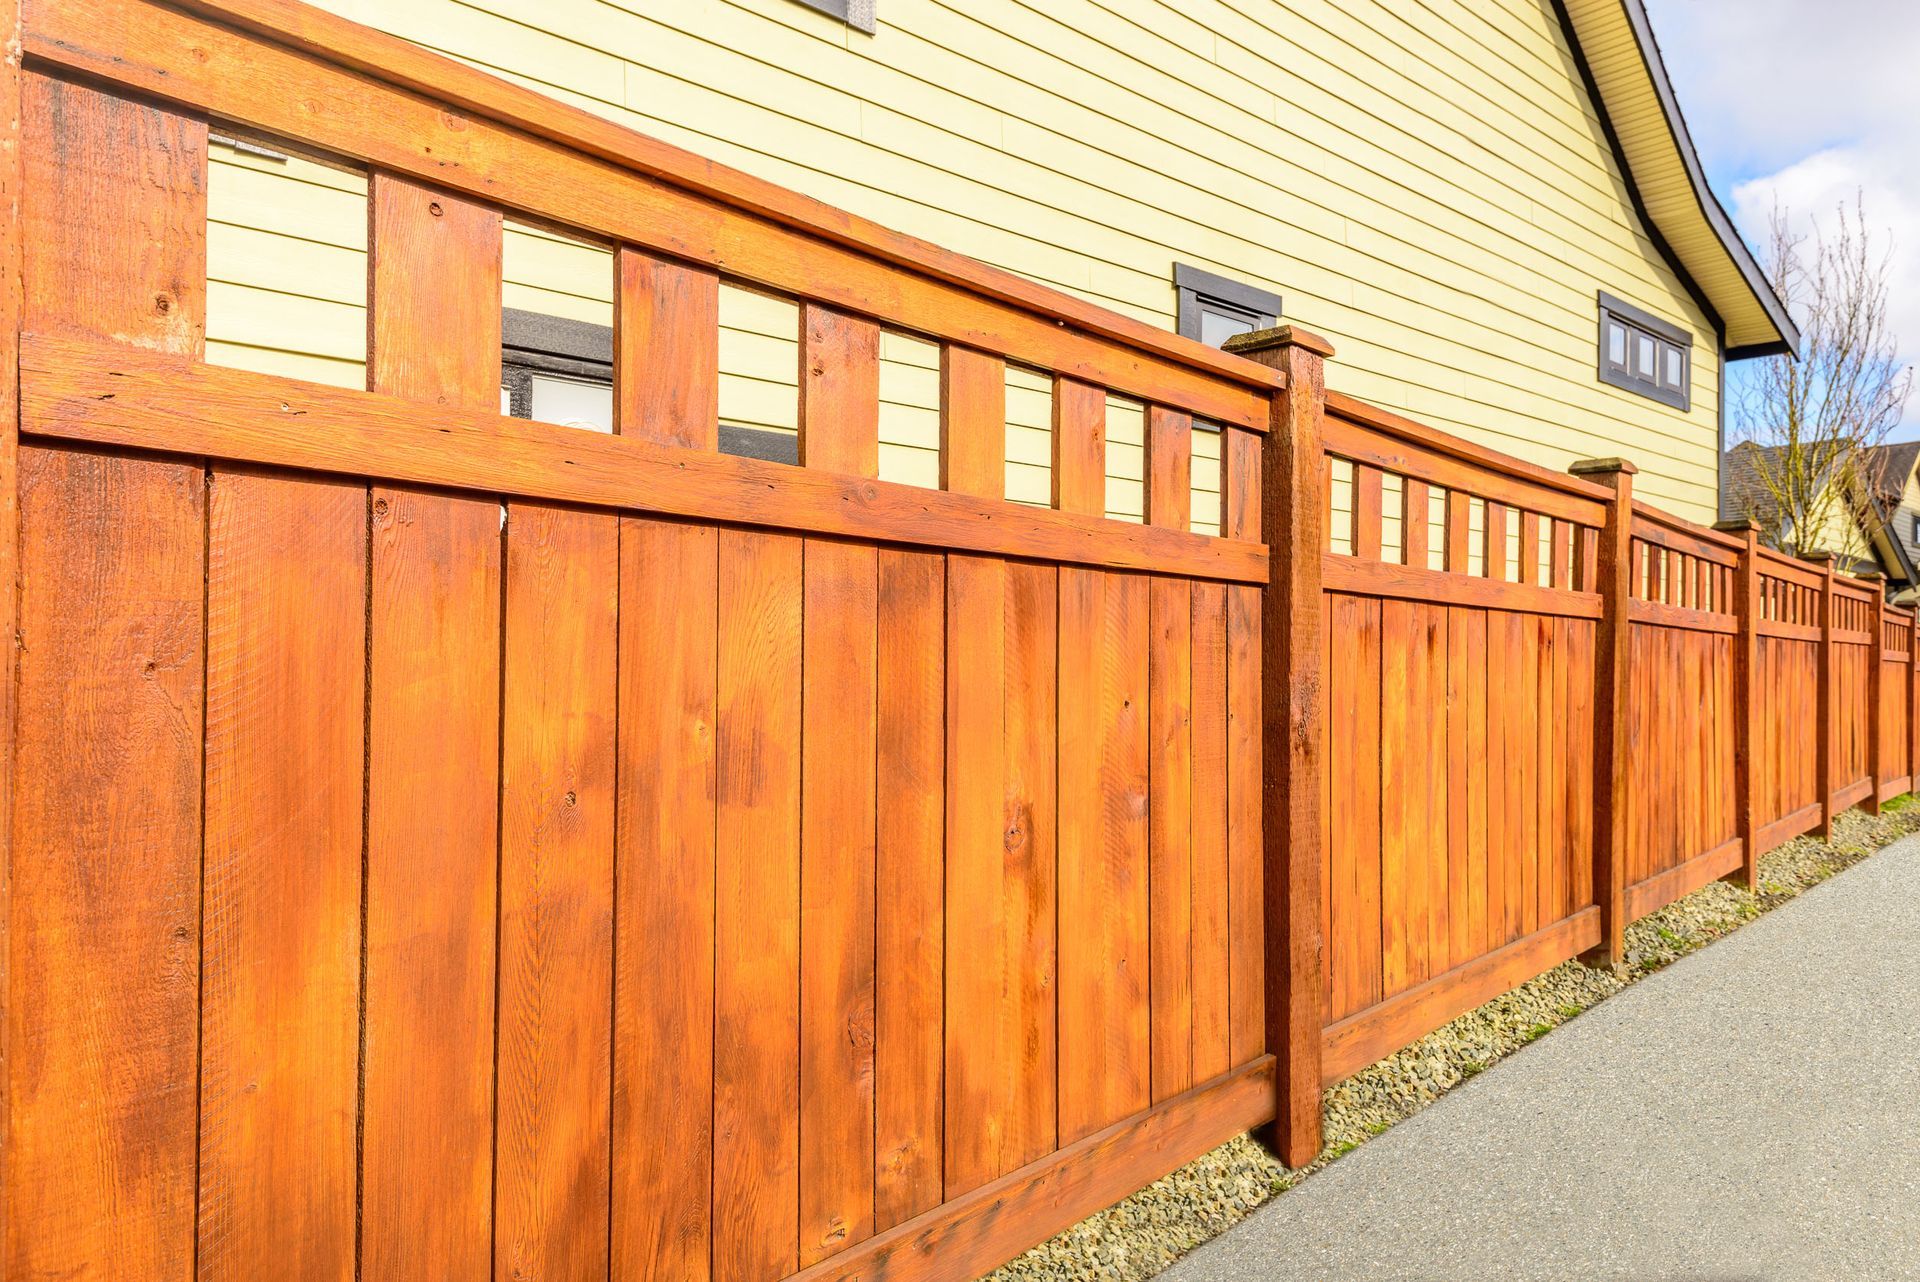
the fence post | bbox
[1807,551,1838,840]
[1570,458,1635,968]
[1221,324,1330,1168]
[1910,609,1918,799]
[1861,572,1886,816]
[1714,518,1761,890]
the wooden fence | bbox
[0,1,1903,1280]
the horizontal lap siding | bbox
[1323,592,1595,1033]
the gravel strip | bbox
[985,801,1920,1282]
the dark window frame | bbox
[790,0,875,34]
[1174,263,1283,348]
[500,307,797,462]
[1597,290,1691,412]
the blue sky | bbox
[1644,0,1920,440]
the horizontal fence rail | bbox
[1,2,1908,1280]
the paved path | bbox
[1164,834,1920,1282]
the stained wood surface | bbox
[612,517,717,1282]
[496,502,617,1281]
[616,249,718,447]
[200,471,363,1282]
[12,75,207,1282]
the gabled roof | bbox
[1862,441,1920,505]
[1722,441,1920,586]
[1558,1,1800,357]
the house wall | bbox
[203,0,1726,523]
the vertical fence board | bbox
[13,71,207,1282]
[200,472,363,1282]
[943,553,1008,1197]
[800,538,879,1265]
[799,304,881,477]
[12,449,205,1280]
[874,550,945,1231]
[713,529,804,1282]
[1004,561,1060,1169]
[612,518,717,1282]
[615,249,718,448]
[1190,584,1232,1080]
[363,173,504,1282]
[496,503,617,1282]
[1149,576,1195,1102]
[1226,579,1266,1067]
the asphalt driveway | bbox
[1163,833,1920,1282]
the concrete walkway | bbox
[1164,834,1920,1282]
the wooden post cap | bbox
[1569,457,1639,476]
[1798,548,1837,564]
[1221,324,1335,360]
[1712,518,1761,533]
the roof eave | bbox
[1563,0,1802,356]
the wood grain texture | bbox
[11,447,204,1282]
[1052,376,1107,517]
[800,537,879,1264]
[1058,568,1151,1143]
[875,550,945,1230]
[714,528,804,1282]
[24,334,1268,585]
[495,502,617,1282]
[612,517,717,1282]
[940,345,1005,499]
[200,470,364,1282]
[11,74,207,1281]
[1149,575,1194,1102]
[362,487,502,1281]
[1189,584,1232,1081]
[800,304,881,478]
[616,249,718,447]
[1146,406,1193,533]
[362,172,506,1282]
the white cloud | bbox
[1645,0,1920,436]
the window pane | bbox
[530,373,613,432]
[1199,303,1259,348]
[1607,320,1627,367]
[1662,344,1684,389]
[1636,333,1656,378]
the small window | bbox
[790,0,874,33]
[1597,291,1691,411]
[1175,263,1283,349]
[500,308,795,461]
[1911,514,1919,545]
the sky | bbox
[1644,0,1920,440]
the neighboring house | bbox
[206,0,1795,526]
[1720,440,1920,598]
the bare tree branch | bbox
[1731,192,1913,565]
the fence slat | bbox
[362,173,504,1282]
[612,517,717,1282]
[14,72,208,1282]
[1817,555,1837,840]
[1149,574,1195,1102]
[201,472,364,1282]
[800,303,881,477]
[714,529,805,1282]
[800,536,880,1264]
[1053,376,1107,516]
[496,503,617,1281]
[1191,584,1233,1079]
[1571,459,1635,967]
[941,346,1006,499]
[615,248,718,447]
[874,549,946,1231]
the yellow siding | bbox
[203,0,1727,523]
